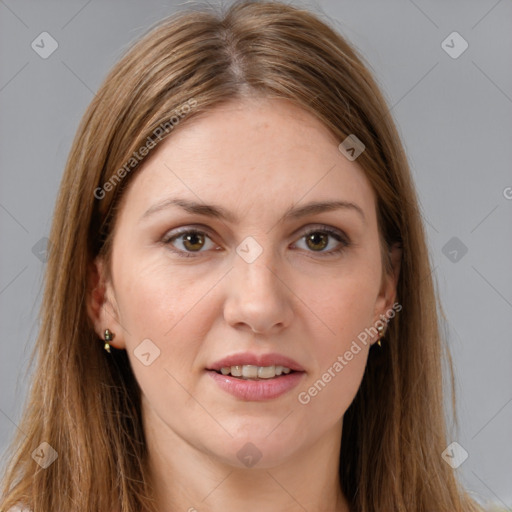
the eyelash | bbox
[161,225,351,259]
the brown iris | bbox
[305,232,328,251]
[182,232,205,251]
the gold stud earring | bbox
[103,329,114,353]
[376,324,385,347]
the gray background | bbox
[1,0,511,508]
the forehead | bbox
[118,97,376,222]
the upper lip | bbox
[207,352,305,372]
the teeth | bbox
[243,365,258,379]
[231,365,243,377]
[258,365,275,378]
[218,364,293,379]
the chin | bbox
[205,426,307,470]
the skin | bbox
[88,96,401,512]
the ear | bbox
[86,256,126,350]
[372,242,402,336]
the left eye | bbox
[292,228,349,255]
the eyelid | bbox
[297,224,350,244]
[161,224,217,242]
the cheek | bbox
[112,260,214,415]
[309,261,381,350]
[297,348,367,416]
[296,259,380,416]
[114,253,211,336]
[112,255,228,384]
[295,303,371,426]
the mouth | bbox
[205,353,306,401]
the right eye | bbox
[162,228,218,257]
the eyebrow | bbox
[140,197,365,224]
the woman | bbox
[0,1,490,511]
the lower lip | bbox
[206,370,305,401]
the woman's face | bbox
[91,96,398,469]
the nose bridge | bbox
[233,233,276,281]
[234,243,282,298]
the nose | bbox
[223,251,294,335]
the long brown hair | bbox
[0,1,487,510]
